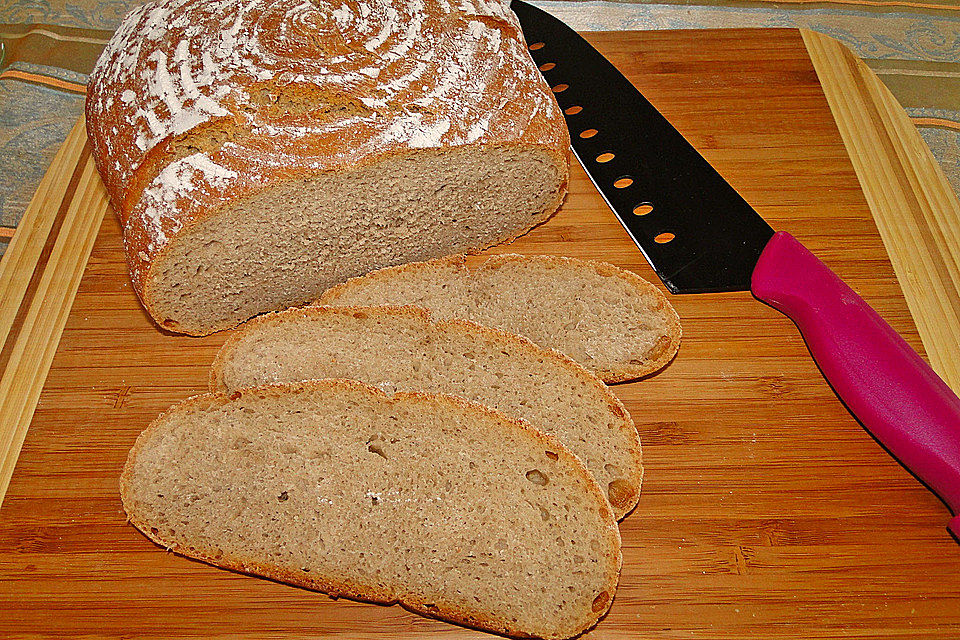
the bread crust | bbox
[120,378,621,640]
[85,0,570,335]
[209,303,644,519]
[317,253,682,383]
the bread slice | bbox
[211,305,643,520]
[121,379,621,640]
[317,254,681,383]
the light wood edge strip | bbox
[0,124,109,509]
[801,29,960,392]
[0,117,88,352]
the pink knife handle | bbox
[751,231,960,539]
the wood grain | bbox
[0,119,109,508]
[802,29,960,393]
[0,28,958,639]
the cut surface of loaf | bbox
[142,148,564,335]
[318,254,682,383]
[211,305,643,519]
[121,380,621,639]
[85,0,570,336]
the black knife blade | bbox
[511,0,773,294]
[510,0,960,539]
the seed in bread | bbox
[319,254,682,383]
[211,305,643,519]
[121,379,621,640]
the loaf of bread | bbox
[86,0,569,336]
[319,254,682,382]
[121,379,621,639]
[211,305,643,518]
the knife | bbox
[511,0,960,539]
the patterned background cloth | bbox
[0,0,957,256]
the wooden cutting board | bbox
[0,28,958,639]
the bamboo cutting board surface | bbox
[0,28,959,638]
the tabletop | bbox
[0,26,958,638]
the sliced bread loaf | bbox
[317,254,681,383]
[211,305,643,519]
[121,379,621,639]
[86,0,569,336]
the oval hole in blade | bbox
[552,84,569,93]
[654,232,675,244]
[539,62,556,71]
[529,42,545,50]
[596,152,615,163]
[614,177,633,189]
[633,202,654,215]
[579,128,598,139]
[564,105,582,115]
